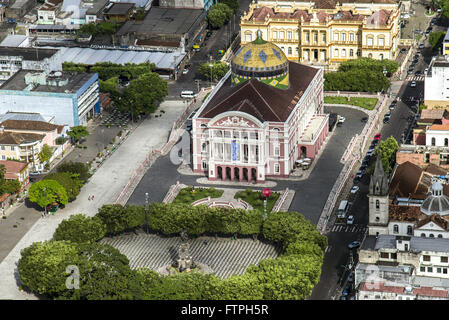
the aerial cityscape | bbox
[0,0,448,304]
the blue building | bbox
[0,70,99,128]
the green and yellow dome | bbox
[231,30,289,89]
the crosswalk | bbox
[330,224,367,233]
[406,75,425,82]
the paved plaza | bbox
[0,100,187,299]
[101,231,282,279]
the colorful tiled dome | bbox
[231,30,289,89]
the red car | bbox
[374,133,381,141]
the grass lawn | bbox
[234,188,280,213]
[172,186,223,204]
[324,96,378,110]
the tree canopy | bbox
[429,31,446,51]
[28,179,68,208]
[198,61,230,81]
[57,161,91,185]
[373,136,399,174]
[43,172,82,202]
[66,126,90,144]
[114,72,168,116]
[54,214,106,243]
[38,144,53,163]
[207,3,233,29]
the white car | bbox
[366,150,374,157]
[182,69,189,74]
[410,81,416,87]
[350,186,360,194]
[424,67,429,74]
[30,171,42,176]
[347,215,354,225]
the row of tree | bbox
[207,0,238,29]
[198,61,230,81]
[62,62,155,81]
[18,203,327,300]
[324,58,399,93]
[77,21,121,37]
[429,31,446,52]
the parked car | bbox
[361,116,368,123]
[347,215,354,225]
[407,69,414,75]
[348,241,361,249]
[350,186,359,194]
[30,171,42,176]
[415,70,421,76]
[410,81,416,87]
[425,67,429,74]
[348,272,354,283]
[182,68,189,74]
[355,170,363,179]
[419,43,425,49]
[400,48,407,53]
[374,133,381,140]
[383,116,390,124]
[343,284,352,296]
[206,31,213,38]
[389,104,396,111]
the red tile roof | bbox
[0,120,61,132]
[0,160,28,175]
[414,286,448,298]
[429,124,449,131]
[199,62,318,122]
[359,282,404,294]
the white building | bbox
[0,70,99,127]
[0,47,61,83]
[425,124,449,147]
[424,55,449,110]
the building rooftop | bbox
[85,0,109,15]
[0,119,63,133]
[374,234,449,253]
[0,131,45,145]
[421,109,445,120]
[0,160,28,176]
[0,112,49,123]
[116,7,205,37]
[0,47,58,61]
[198,62,319,122]
[0,35,29,48]
[0,70,96,94]
[105,2,135,15]
[429,124,449,131]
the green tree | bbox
[99,76,119,94]
[43,172,82,202]
[338,57,399,76]
[372,136,399,174]
[324,69,390,93]
[116,72,168,117]
[66,126,90,144]
[246,254,323,300]
[207,7,228,29]
[214,3,233,20]
[429,31,446,51]
[135,8,146,20]
[61,243,145,300]
[62,62,88,72]
[57,161,92,184]
[39,144,53,163]
[28,179,68,208]
[198,61,230,81]
[18,241,81,298]
[0,164,6,187]
[219,0,239,13]
[210,274,264,300]
[1,179,21,195]
[97,204,128,235]
[53,214,106,243]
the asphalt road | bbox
[311,14,436,299]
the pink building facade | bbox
[191,63,329,183]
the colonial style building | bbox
[240,0,401,70]
[191,32,329,183]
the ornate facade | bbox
[240,0,401,70]
[192,34,329,183]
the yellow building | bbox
[443,29,449,56]
[240,0,401,70]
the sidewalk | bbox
[0,100,187,299]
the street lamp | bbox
[43,187,47,217]
[262,188,271,220]
[209,63,213,88]
[145,192,149,234]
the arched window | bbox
[334,48,339,57]
[342,49,346,57]
[438,234,443,238]
[421,233,426,237]
[379,54,384,60]
[407,226,413,235]
[432,137,436,146]
[349,49,354,57]
[368,53,373,58]
[376,200,380,209]
[393,224,399,234]
[430,234,435,238]
[245,32,252,42]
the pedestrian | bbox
[92,195,94,200]
[88,195,91,201]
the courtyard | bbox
[101,231,282,279]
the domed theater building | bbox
[191,32,329,183]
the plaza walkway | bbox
[0,100,186,300]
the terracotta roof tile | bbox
[421,109,445,120]
[0,160,28,174]
[359,282,405,294]
[429,124,449,131]
[389,161,424,198]
[414,286,448,298]
[199,62,318,122]
[417,213,449,230]
[389,205,425,222]
[0,132,44,145]
[0,120,60,132]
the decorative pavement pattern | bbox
[101,231,282,279]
